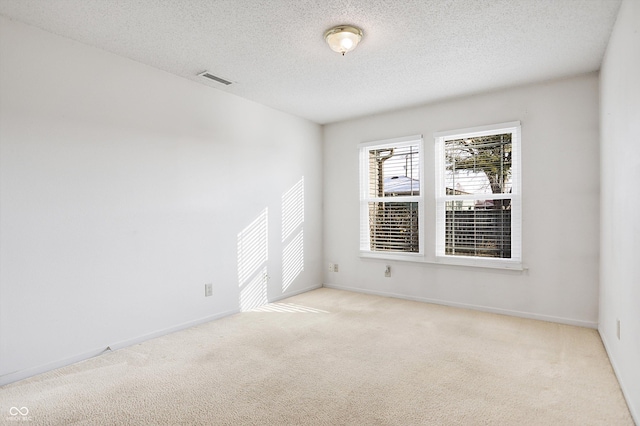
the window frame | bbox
[359,135,425,259]
[434,121,522,269]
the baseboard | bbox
[0,346,111,387]
[0,308,239,387]
[107,308,240,351]
[269,284,323,303]
[598,329,639,425]
[322,283,599,329]
[0,285,325,388]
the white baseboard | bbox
[269,284,323,303]
[0,308,239,387]
[322,283,599,329]
[0,285,325,387]
[107,308,240,351]
[598,328,639,425]
[0,346,111,387]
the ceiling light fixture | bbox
[324,25,363,56]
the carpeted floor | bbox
[1,288,634,425]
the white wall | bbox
[0,17,323,384]
[324,73,600,327]
[599,0,640,421]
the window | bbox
[435,122,521,266]
[360,135,423,256]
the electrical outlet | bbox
[616,319,621,340]
[328,263,334,272]
[333,264,339,272]
[384,265,391,277]
[204,283,213,297]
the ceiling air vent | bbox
[198,71,232,85]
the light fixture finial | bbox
[324,25,363,56]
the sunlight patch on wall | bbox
[239,267,268,312]
[282,229,304,291]
[237,208,268,311]
[282,177,304,291]
[282,177,304,241]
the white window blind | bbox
[435,122,521,264]
[360,136,423,255]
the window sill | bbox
[359,251,526,271]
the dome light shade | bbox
[324,25,363,56]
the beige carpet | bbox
[1,288,633,425]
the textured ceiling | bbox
[0,0,622,124]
